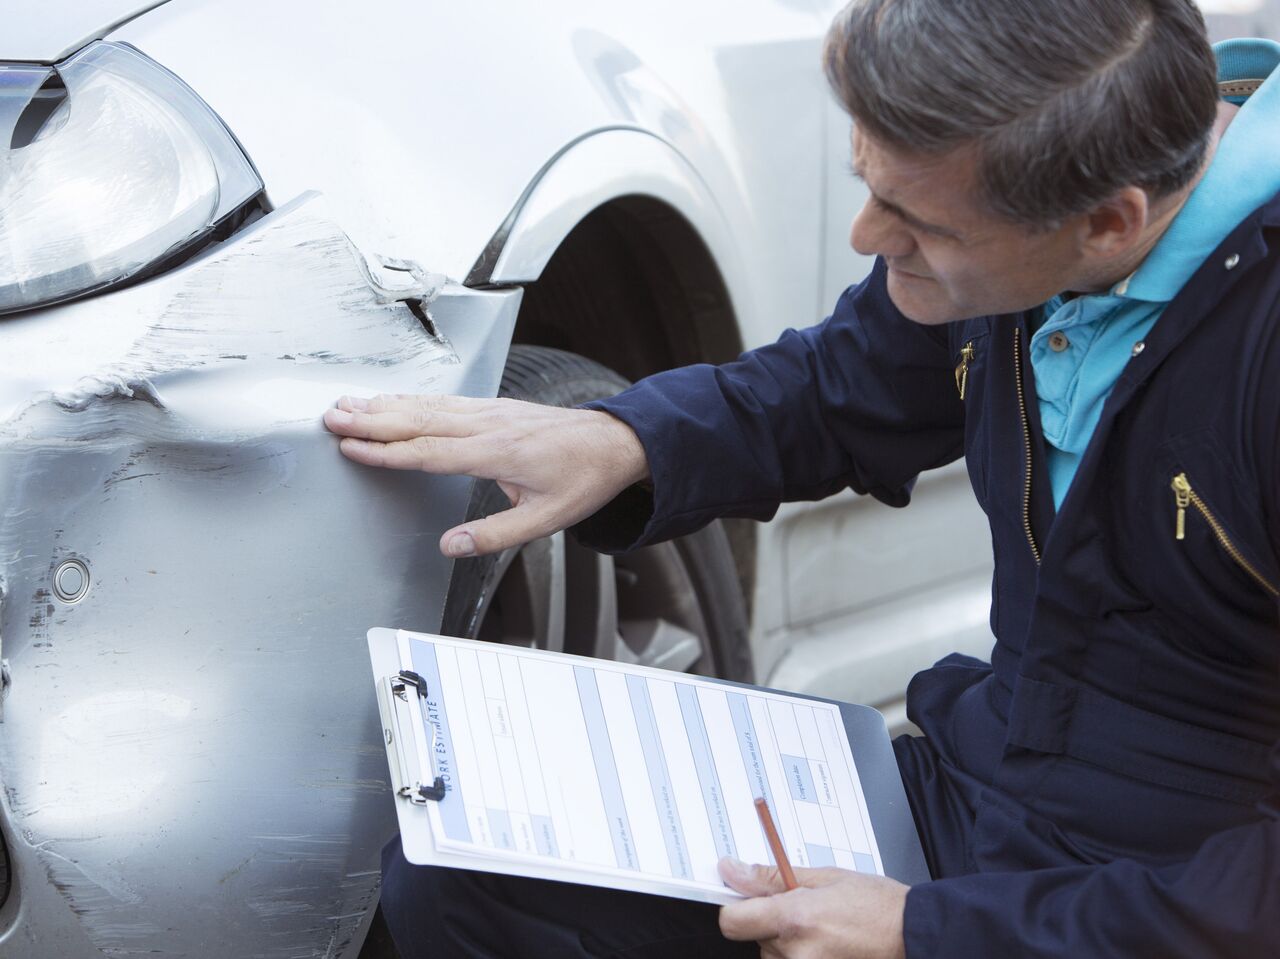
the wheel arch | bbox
[469,129,758,611]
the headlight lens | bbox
[0,42,262,315]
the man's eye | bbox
[871,197,897,217]
[874,199,917,230]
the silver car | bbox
[0,2,1003,956]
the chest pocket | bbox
[1168,471,1279,598]
[1152,431,1280,642]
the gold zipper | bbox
[1170,472,1279,597]
[955,341,975,400]
[1013,327,1041,565]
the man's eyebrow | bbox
[849,163,963,240]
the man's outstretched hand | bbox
[718,857,909,959]
[323,394,650,557]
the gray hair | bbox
[824,0,1221,228]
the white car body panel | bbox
[112,0,834,337]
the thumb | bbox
[718,857,791,897]
[719,857,844,896]
[440,504,561,558]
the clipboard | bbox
[376,667,448,804]
[369,627,930,902]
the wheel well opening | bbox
[511,195,756,613]
[511,195,742,379]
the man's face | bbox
[849,129,1085,324]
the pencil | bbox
[754,796,798,890]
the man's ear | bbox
[1078,187,1150,258]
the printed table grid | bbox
[403,634,884,885]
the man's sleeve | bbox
[574,258,965,552]
[903,752,1280,957]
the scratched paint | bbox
[0,193,458,439]
[0,195,520,957]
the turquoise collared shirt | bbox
[1032,38,1280,509]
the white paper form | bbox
[394,629,884,902]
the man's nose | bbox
[850,201,913,259]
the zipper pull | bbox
[1171,473,1191,541]
[955,341,976,400]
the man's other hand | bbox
[718,857,908,959]
[323,394,650,557]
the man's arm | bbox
[325,258,964,557]
[574,258,965,552]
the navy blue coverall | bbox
[381,197,1280,957]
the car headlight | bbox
[0,41,263,315]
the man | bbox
[325,0,1280,955]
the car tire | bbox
[440,345,752,681]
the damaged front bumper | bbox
[0,195,519,958]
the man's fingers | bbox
[324,394,644,559]
[337,434,488,474]
[718,893,788,943]
[440,505,561,558]
[324,406,474,443]
[717,858,851,943]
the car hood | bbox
[2,0,171,63]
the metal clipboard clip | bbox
[376,669,447,803]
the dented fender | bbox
[0,195,519,958]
